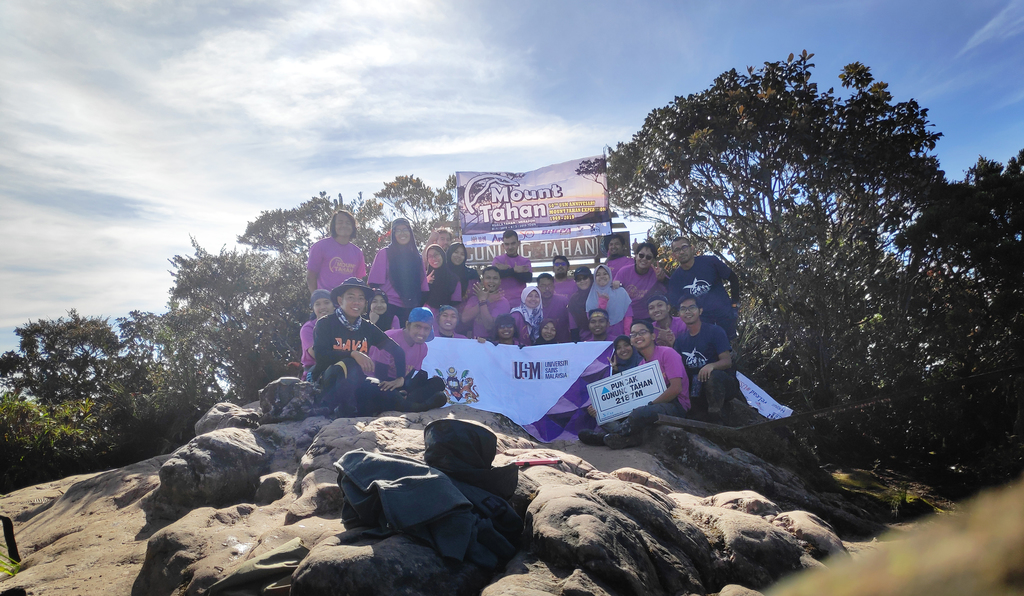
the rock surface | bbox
[193,402,260,435]
[2,393,997,596]
[153,428,270,510]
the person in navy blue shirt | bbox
[672,296,742,423]
[666,236,740,340]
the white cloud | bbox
[959,0,1024,55]
[0,0,627,350]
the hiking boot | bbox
[578,429,608,446]
[603,432,643,450]
[424,391,449,410]
[401,391,449,413]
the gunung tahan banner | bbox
[456,155,612,247]
[421,338,612,442]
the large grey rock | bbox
[153,428,269,509]
[652,427,883,537]
[484,552,617,596]
[687,506,818,589]
[194,401,260,435]
[254,471,293,505]
[291,533,492,596]
[703,490,782,517]
[284,467,343,524]
[772,511,847,559]
[526,479,714,595]
[259,376,320,423]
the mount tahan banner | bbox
[456,156,612,247]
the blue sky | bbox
[2,0,1023,352]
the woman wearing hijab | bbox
[447,242,479,301]
[583,264,633,340]
[611,335,642,374]
[367,289,400,331]
[534,319,560,345]
[510,285,544,346]
[368,218,429,327]
[423,243,462,311]
[447,242,479,336]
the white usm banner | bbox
[421,338,612,427]
[737,372,793,420]
[456,155,612,247]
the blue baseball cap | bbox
[407,307,436,342]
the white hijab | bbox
[511,285,544,341]
[585,264,631,324]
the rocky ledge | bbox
[0,388,974,596]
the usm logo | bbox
[513,361,542,380]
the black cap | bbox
[573,266,592,280]
[330,277,374,306]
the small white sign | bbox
[737,372,793,420]
[587,360,666,425]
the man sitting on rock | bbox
[311,278,441,417]
[673,296,742,423]
[579,319,687,449]
[370,306,448,410]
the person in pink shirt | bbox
[536,273,571,343]
[461,266,511,339]
[368,218,429,327]
[582,264,633,340]
[491,230,532,307]
[306,210,368,292]
[510,285,544,345]
[614,242,666,320]
[551,255,577,298]
[578,319,688,449]
[604,233,634,276]
[435,305,466,339]
[646,294,687,347]
[368,307,448,409]
[584,308,612,342]
[300,289,335,377]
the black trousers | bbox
[320,360,445,417]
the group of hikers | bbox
[301,210,746,449]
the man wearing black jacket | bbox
[312,278,437,417]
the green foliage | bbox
[0,390,100,493]
[0,310,226,491]
[897,150,1024,368]
[372,174,459,246]
[0,310,148,406]
[609,52,1024,490]
[0,553,18,577]
[609,51,942,408]
[168,239,304,402]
